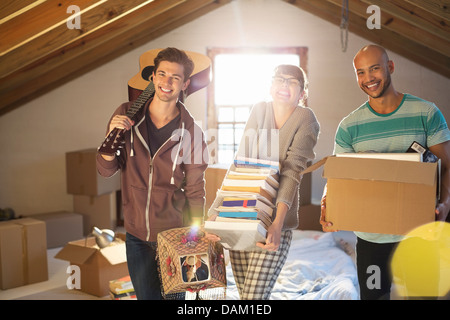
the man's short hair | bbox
[154,47,195,81]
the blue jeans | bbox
[125,232,163,300]
[125,232,186,300]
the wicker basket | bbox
[157,227,226,295]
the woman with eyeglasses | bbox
[206,64,320,299]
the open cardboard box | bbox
[302,154,439,235]
[55,233,128,297]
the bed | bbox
[222,229,359,300]
[203,167,359,300]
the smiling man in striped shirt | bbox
[321,44,450,300]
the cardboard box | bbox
[0,218,48,289]
[302,155,438,235]
[0,222,23,289]
[31,211,84,248]
[55,233,128,297]
[205,165,228,209]
[66,148,121,196]
[74,192,118,235]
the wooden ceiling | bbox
[0,0,232,116]
[1,0,449,117]
[284,0,450,77]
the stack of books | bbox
[109,275,136,300]
[204,157,279,251]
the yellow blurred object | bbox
[391,222,450,298]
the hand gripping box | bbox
[157,227,226,297]
[302,154,439,235]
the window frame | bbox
[206,47,308,164]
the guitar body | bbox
[98,49,211,156]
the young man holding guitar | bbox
[97,47,209,300]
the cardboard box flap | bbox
[323,157,437,186]
[336,152,422,162]
[100,244,127,265]
[55,244,97,265]
[300,156,329,175]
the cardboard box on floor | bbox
[302,154,439,235]
[73,191,118,235]
[0,218,48,289]
[55,233,128,297]
[30,211,84,248]
[66,148,121,196]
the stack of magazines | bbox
[109,275,136,300]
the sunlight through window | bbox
[214,54,300,105]
[213,53,300,164]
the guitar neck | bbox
[97,81,154,156]
[125,81,155,119]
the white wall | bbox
[1,0,449,215]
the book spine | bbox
[222,199,257,207]
[217,217,258,221]
[234,160,279,172]
[221,186,273,200]
[219,211,258,218]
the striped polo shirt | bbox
[334,93,450,243]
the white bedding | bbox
[224,230,360,300]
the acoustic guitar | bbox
[98,49,211,156]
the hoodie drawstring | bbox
[130,128,135,157]
[171,122,185,185]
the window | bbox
[207,47,308,164]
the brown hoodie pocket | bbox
[150,187,184,228]
[124,185,148,228]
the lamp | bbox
[92,226,115,248]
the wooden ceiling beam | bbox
[0,0,39,20]
[0,0,185,100]
[360,0,449,40]
[0,0,163,78]
[403,0,450,20]
[0,0,231,116]
[326,0,450,57]
[0,0,100,53]
[283,0,450,78]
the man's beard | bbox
[365,73,392,99]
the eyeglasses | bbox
[272,76,301,87]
